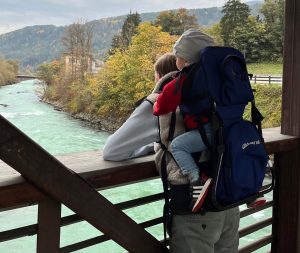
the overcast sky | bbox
[0,0,250,35]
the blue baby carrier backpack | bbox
[161,46,275,215]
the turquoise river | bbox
[0,80,272,252]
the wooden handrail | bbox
[0,125,298,253]
[0,127,298,210]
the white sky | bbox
[0,0,251,35]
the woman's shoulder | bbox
[152,70,179,93]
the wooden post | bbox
[37,198,61,253]
[272,0,300,252]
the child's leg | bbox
[170,125,212,183]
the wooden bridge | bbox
[16,74,39,81]
[0,127,299,252]
[0,0,300,252]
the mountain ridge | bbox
[0,2,263,69]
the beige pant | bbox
[170,207,240,253]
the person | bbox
[153,29,214,213]
[103,28,240,253]
[154,29,265,211]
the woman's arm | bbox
[103,100,159,161]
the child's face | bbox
[154,71,160,82]
[176,57,188,71]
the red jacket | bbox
[153,75,208,129]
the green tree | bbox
[220,0,251,45]
[154,8,198,35]
[203,23,224,45]
[110,12,141,54]
[260,0,284,61]
[230,16,272,62]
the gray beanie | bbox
[173,29,214,63]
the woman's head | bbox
[154,53,178,81]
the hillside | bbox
[0,1,262,69]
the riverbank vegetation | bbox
[38,1,284,131]
[0,58,18,86]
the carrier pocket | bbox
[216,120,268,205]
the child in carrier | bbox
[153,29,266,212]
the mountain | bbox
[0,2,262,69]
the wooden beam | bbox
[0,128,298,210]
[273,0,300,252]
[37,198,61,253]
[0,115,168,253]
[281,0,300,136]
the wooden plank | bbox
[272,150,300,253]
[37,198,61,253]
[273,0,300,252]
[0,115,168,253]
[238,235,272,253]
[281,0,300,136]
[0,127,299,210]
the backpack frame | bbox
[158,46,275,218]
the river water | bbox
[0,80,272,252]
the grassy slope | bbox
[245,84,282,128]
[247,63,283,75]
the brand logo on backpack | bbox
[242,140,261,150]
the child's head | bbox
[154,53,178,81]
[173,29,214,70]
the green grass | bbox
[245,84,282,128]
[247,63,283,76]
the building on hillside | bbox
[64,54,104,75]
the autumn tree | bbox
[61,20,94,82]
[36,61,61,86]
[154,8,198,35]
[94,23,177,120]
[0,58,18,85]
[220,0,251,45]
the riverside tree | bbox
[61,20,94,83]
[93,23,177,120]
[0,58,18,85]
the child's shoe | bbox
[247,196,266,208]
[191,174,212,213]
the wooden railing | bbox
[0,127,299,253]
[251,75,282,84]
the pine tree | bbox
[220,0,251,45]
[109,12,141,54]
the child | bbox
[154,29,214,212]
[154,29,266,212]
[153,53,178,83]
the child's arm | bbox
[153,76,185,116]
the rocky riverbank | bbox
[42,98,124,133]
